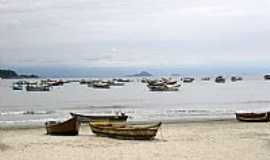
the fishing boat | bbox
[215,76,226,83]
[182,77,194,83]
[45,117,80,135]
[92,82,110,89]
[89,122,162,140]
[235,112,269,122]
[26,84,50,91]
[147,84,180,91]
[264,75,270,80]
[12,83,23,90]
[70,112,128,123]
[231,76,243,82]
[201,77,210,81]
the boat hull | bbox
[26,86,50,91]
[89,122,162,140]
[45,117,80,135]
[70,112,128,123]
[235,112,269,122]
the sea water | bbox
[1,76,270,127]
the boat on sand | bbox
[70,112,128,123]
[89,122,162,140]
[235,112,269,122]
[45,117,80,135]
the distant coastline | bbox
[0,69,39,79]
[127,71,152,77]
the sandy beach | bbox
[1,120,270,160]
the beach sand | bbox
[1,120,270,160]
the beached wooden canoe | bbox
[45,117,80,135]
[235,112,269,122]
[89,122,162,140]
[70,112,128,123]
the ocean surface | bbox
[1,76,270,127]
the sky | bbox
[1,0,270,75]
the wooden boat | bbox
[215,76,226,83]
[182,77,194,83]
[70,112,128,123]
[231,76,243,82]
[264,75,270,80]
[12,83,23,90]
[147,84,180,91]
[45,117,80,135]
[26,85,50,91]
[201,77,210,81]
[93,82,110,89]
[89,122,162,140]
[235,112,269,122]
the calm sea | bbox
[1,76,270,127]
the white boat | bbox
[26,84,50,91]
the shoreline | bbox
[1,120,270,160]
[0,117,237,130]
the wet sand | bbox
[1,120,270,160]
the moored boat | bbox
[235,112,269,122]
[70,112,128,123]
[45,117,80,135]
[93,82,110,89]
[12,83,23,90]
[231,76,243,82]
[182,77,194,83]
[147,83,180,91]
[26,84,50,91]
[215,76,226,83]
[264,75,270,80]
[89,122,162,140]
[201,77,210,81]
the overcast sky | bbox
[1,0,270,69]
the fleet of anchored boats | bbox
[12,74,270,92]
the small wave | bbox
[23,110,55,115]
[0,110,55,116]
[0,111,25,116]
[166,109,233,115]
[88,105,129,109]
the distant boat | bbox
[147,84,180,91]
[201,77,210,81]
[215,76,226,83]
[235,112,269,122]
[12,83,23,90]
[70,112,128,123]
[161,78,177,85]
[264,75,270,80]
[114,78,132,83]
[231,76,243,82]
[109,80,125,86]
[26,84,50,91]
[182,77,194,83]
[89,122,162,140]
[93,82,110,89]
[45,117,80,135]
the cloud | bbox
[0,0,270,68]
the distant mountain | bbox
[0,69,39,79]
[128,71,152,77]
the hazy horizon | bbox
[2,64,270,77]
